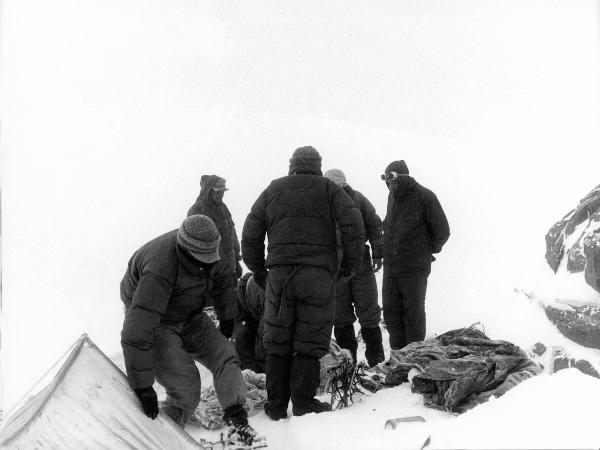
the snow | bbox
[2,0,600,448]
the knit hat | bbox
[323,168,347,186]
[289,146,322,175]
[385,160,409,176]
[177,215,221,263]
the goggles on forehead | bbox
[381,171,408,181]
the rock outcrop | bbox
[545,184,600,294]
[543,303,600,350]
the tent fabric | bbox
[0,334,202,449]
[377,326,542,413]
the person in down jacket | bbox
[381,160,450,352]
[242,146,365,420]
[120,215,259,445]
[323,168,385,368]
[188,175,242,320]
[233,272,266,373]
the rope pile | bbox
[192,370,268,430]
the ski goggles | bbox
[381,171,408,181]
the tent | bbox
[0,334,202,449]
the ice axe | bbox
[384,415,425,430]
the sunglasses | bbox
[381,171,408,181]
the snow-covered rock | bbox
[543,303,600,350]
[545,184,600,294]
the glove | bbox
[134,386,158,419]
[372,258,383,273]
[235,260,243,278]
[253,268,268,290]
[219,318,235,339]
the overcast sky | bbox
[3,0,599,144]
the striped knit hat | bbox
[177,215,221,263]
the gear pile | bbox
[192,370,268,430]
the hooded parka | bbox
[383,177,450,277]
[382,172,450,350]
[187,175,241,273]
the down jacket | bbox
[383,177,450,277]
[120,230,234,389]
[337,184,384,268]
[241,174,365,274]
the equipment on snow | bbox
[191,370,267,430]
[384,415,425,430]
[195,432,268,450]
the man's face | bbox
[382,171,410,193]
[211,189,225,203]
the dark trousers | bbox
[233,318,265,373]
[382,276,428,350]
[333,268,381,328]
[153,312,247,424]
[263,265,335,412]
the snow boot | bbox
[290,353,331,416]
[160,403,190,428]
[292,398,332,416]
[361,326,385,367]
[334,325,358,363]
[264,354,291,420]
[264,401,287,421]
[223,404,264,447]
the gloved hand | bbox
[134,386,158,419]
[235,260,243,278]
[372,258,383,273]
[253,268,268,290]
[219,318,235,339]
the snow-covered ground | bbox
[2,0,600,448]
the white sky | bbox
[2,0,600,412]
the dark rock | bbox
[544,304,600,350]
[531,342,547,356]
[584,229,600,293]
[574,359,600,378]
[566,240,587,272]
[545,184,600,294]
[551,346,599,378]
[545,218,567,273]
[553,355,571,372]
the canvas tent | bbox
[0,334,202,449]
